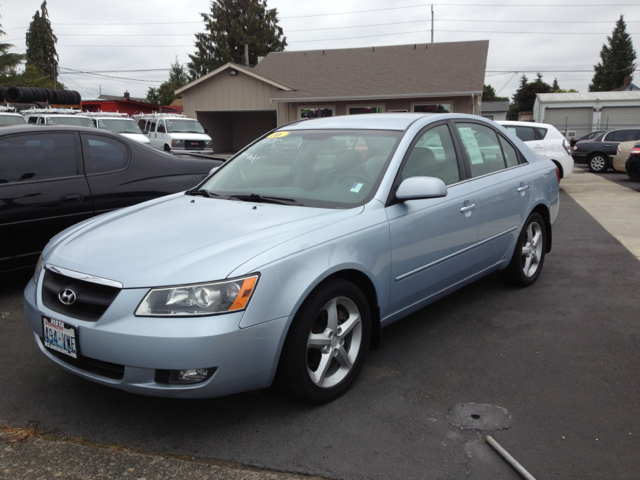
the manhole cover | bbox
[447,403,511,431]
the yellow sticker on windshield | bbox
[267,131,290,138]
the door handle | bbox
[460,204,476,213]
[60,194,83,203]
[517,185,530,192]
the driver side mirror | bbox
[396,176,447,201]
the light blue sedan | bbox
[25,113,559,403]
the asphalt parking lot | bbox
[1,168,639,480]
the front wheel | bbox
[498,213,547,287]
[276,279,371,403]
[588,154,608,173]
[164,144,171,152]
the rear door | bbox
[0,131,93,271]
[453,121,533,271]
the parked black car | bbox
[569,130,606,149]
[0,125,222,273]
[625,143,640,181]
[572,128,640,173]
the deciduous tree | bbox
[147,57,189,105]
[589,15,636,91]
[1,7,25,78]
[188,0,287,79]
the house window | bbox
[299,107,334,119]
[388,109,409,113]
[412,103,451,114]
[347,106,384,115]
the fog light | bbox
[154,367,216,384]
[179,369,210,381]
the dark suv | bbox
[572,128,640,173]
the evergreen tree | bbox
[482,84,508,101]
[510,73,552,118]
[25,1,58,81]
[589,15,637,91]
[1,7,25,77]
[188,0,287,79]
[146,57,189,105]
[552,78,559,92]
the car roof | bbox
[284,113,475,131]
[0,124,121,136]
[497,120,555,129]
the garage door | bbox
[544,107,593,138]
[600,107,640,130]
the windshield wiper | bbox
[185,189,221,198]
[230,193,303,206]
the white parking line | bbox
[561,168,640,261]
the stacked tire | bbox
[0,85,6,102]
[5,87,81,105]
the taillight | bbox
[555,167,560,183]
[562,140,570,155]
[617,145,622,155]
[630,148,640,155]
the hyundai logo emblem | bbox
[58,288,77,305]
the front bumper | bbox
[170,147,214,154]
[24,280,289,398]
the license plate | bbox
[42,316,78,359]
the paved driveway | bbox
[1,182,639,479]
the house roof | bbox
[536,91,640,103]
[98,94,148,103]
[255,41,488,102]
[480,100,510,113]
[177,41,489,101]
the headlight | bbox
[33,253,43,285]
[172,139,184,147]
[135,274,259,316]
[204,140,212,148]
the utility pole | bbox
[430,5,434,43]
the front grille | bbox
[42,270,121,321]
[43,339,125,380]
[185,140,205,150]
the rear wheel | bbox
[276,279,371,403]
[498,213,546,287]
[588,153,608,173]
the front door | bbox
[385,123,479,320]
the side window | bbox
[138,119,147,132]
[36,117,44,124]
[0,133,78,184]
[149,120,157,133]
[157,120,166,133]
[506,126,537,142]
[611,130,633,142]
[456,123,507,178]
[81,135,129,175]
[28,116,38,124]
[498,135,520,168]
[401,124,460,186]
[534,127,548,139]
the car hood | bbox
[45,194,363,288]
[120,133,150,144]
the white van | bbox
[134,113,213,154]
[85,112,151,145]
[21,107,94,128]
[0,106,27,126]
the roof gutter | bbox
[270,91,483,103]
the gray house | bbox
[177,41,489,152]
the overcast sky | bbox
[2,0,639,102]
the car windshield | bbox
[166,119,205,134]
[199,129,402,209]
[98,119,143,134]
[0,115,26,126]
[46,116,94,127]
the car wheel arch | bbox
[530,203,552,254]
[551,160,564,178]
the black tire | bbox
[588,153,609,173]
[6,86,23,103]
[164,144,171,152]
[498,212,547,287]
[0,85,7,102]
[276,279,371,403]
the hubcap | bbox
[306,296,363,388]
[521,221,543,278]
[591,156,605,170]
